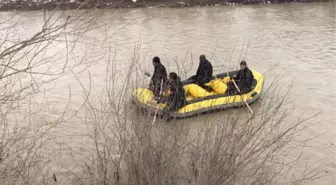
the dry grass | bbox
[0,7,105,185]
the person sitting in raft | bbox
[189,54,213,88]
[149,56,168,100]
[159,72,186,112]
[228,60,254,95]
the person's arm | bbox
[207,62,213,80]
[245,70,254,88]
[159,66,168,85]
[199,78,207,85]
[177,84,185,105]
[163,66,168,81]
[150,68,158,88]
[195,61,201,78]
[188,75,196,81]
[233,70,241,81]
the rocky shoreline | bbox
[0,0,333,11]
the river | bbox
[0,2,335,185]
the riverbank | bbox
[0,0,333,11]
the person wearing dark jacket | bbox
[149,56,168,100]
[228,60,254,94]
[161,72,186,112]
[191,55,213,87]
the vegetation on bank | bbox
[0,0,333,11]
[0,7,334,185]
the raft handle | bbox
[251,92,257,97]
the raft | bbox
[132,68,264,119]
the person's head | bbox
[200,54,206,62]
[169,72,178,81]
[240,60,247,70]
[152,56,161,66]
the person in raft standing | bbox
[160,72,186,112]
[191,54,213,88]
[149,56,168,100]
[228,60,254,95]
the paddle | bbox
[152,79,164,125]
[230,74,254,115]
[144,71,164,124]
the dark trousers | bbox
[227,82,237,95]
[160,94,186,113]
[227,81,250,95]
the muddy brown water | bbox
[0,2,335,184]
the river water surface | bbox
[0,2,335,184]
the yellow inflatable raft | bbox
[132,68,264,119]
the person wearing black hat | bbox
[192,54,213,88]
[160,72,186,112]
[149,56,168,100]
[228,60,254,94]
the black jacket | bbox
[166,77,186,111]
[195,59,213,85]
[150,63,168,95]
[233,67,254,92]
